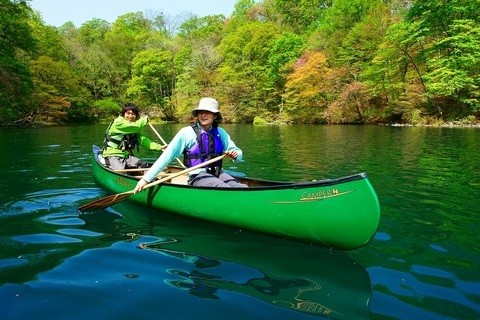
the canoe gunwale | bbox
[92,145,369,191]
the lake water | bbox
[0,124,479,319]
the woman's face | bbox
[123,110,137,122]
[197,110,217,129]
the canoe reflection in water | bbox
[137,233,372,319]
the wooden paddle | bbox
[78,154,226,212]
[148,122,186,168]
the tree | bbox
[217,21,280,122]
[362,21,427,122]
[423,20,480,118]
[230,0,256,23]
[399,0,480,119]
[266,32,304,108]
[78,18,111,46]
[30,56,84,123]
[28,12,69,62]
[0,0,36,124]
[102,12,154,100]
[77,46,116,101]
[127,49,176,120]
[282,52,334,123]
[173,14,227,117]
[270,0,329,34]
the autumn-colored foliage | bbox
[1,0,480,125]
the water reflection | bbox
[1,186,371,319]
[121,204,373,319]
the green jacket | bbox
[102,116,162,158]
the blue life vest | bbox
[184,123,224,176]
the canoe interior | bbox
[93,145,367,190]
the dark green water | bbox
[0,124,479,319]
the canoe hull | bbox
[89,146,380,250]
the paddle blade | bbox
[78,191,134,211]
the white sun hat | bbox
[192,97,222,120]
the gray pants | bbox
[189,172,248,188]
[105,156,147,170]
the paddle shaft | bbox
[148,122,186,168]
[78,154,226,211]
[139,153,226,190]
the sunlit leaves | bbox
[217,21,280,120]
[0,0,35,123]
[78,18,111,46]
[272,0,328,33]
[282,52,333,123]
[127,49,176,119]
[424,20,480,113]
[30,55,82,122]
[3,0,480,125]
[363,21,427,109]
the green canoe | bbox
[87,145,381,250]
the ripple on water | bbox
[0,188,105,218]
[57,228,103,237]
[12,233,82,244]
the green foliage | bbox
[127,49,176,120]
[178,15,226,41]
[230,0,256,26]
[423,20,480,117]
[78,18,111,46]
[93,98,121,121]
[267,33,304,86]
[1,0,36,55]
[0,0,36,124]
[2,0,480,125]
[77,47,116,100]
[0,57,34,124]
[253,116,269,125]
[319,0,382,61]
[66,99,94,123]
[361,20,429,121]
[28,13,69,61]
[175,13,227,107]
[271,0,329,34]
[29,55,85,123]
[336,2,388,69]
[406,0,480,36]
[102,12,154,99]
[217,21,281,118]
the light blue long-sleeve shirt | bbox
[143,125,243,182]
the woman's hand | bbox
[225,150,239,159]
[134,178,148,194]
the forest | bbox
[1,0,479,126]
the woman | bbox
[134,97,247,192]
[103,103,163,170]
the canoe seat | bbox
[97,153,107,166]
[164,174,188,185]
[129,171,189,185]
